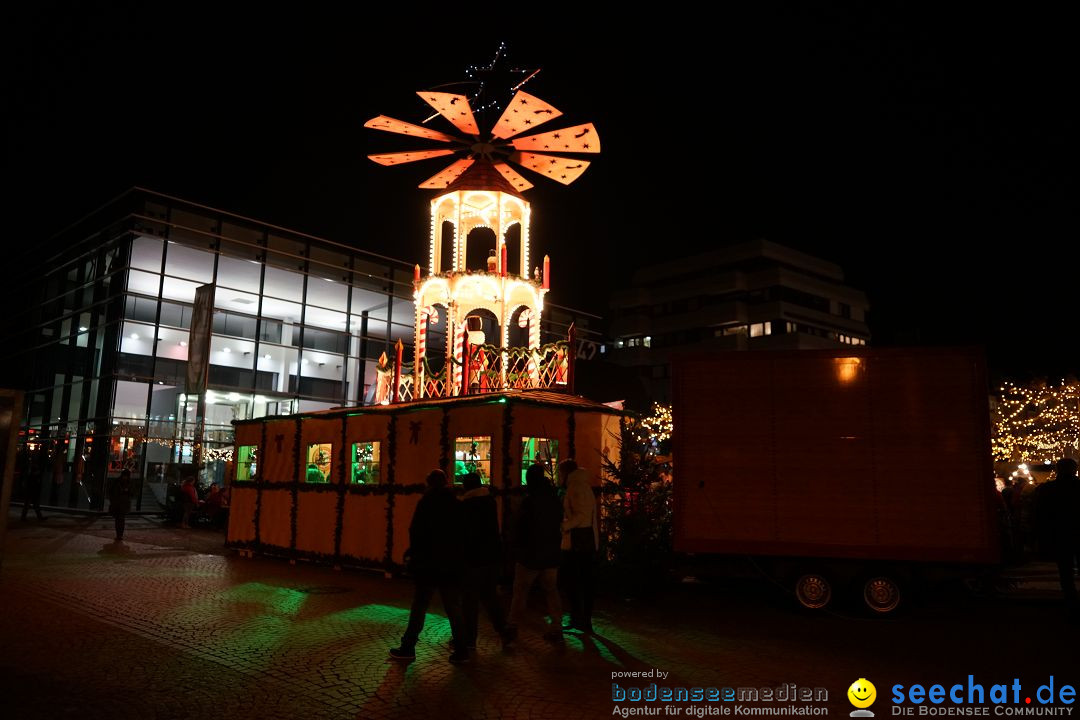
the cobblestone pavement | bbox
[2,513,1077,720]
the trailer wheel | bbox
[863,576,901,614]
[794,573,833,610]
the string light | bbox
[638,403,673,445]
[991,379,1080,462]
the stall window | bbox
[350,441,381,484]
[521,437,559,485]
[236,445,258,481]
[453,436,491,483]
[305,442,333,483]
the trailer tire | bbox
[794,572,833,610]
[862,575,902,614]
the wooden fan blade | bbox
[514,152,591,185]
[419,158,475,189]
[416,91,480,136]
[364,115,457,142]
[512,123,600,154]
[492,162,534,192]
[491,91,563,140]
[368,150,457,166]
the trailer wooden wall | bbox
[226,394,619,571]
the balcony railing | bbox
[373,326,578,404]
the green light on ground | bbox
[217,582,308,616]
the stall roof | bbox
[234,391,626,427]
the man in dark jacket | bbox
[390,469,469,663]
[1039,457,1080,619]
[506,463,564,642]
[459,472,509,650]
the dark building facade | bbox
[607,239,870,402]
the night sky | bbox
[7,5,1074,379]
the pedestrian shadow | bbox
[96,540,190,559]
[97,540,136,557]
[567,630,652,671]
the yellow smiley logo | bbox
[848,679,877,709]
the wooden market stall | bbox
[226,390,622,570]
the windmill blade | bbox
[416,91,479,136]
[364,115,457,142]
[419,158,475,189]
[511,123,600,154]
[514,152,591,185]
[368,149,457,166]
[493,162,534,192]
[491,91,563,140]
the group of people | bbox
[391,459,597,664]
[178,476,229,528]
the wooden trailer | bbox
[226,390,622,570]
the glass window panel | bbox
[212,310,258,340]
[309,245,348,274]
[351,288,389,317]
[257,343,295,395]
[160,275,203,304]
[303,304,348,331]
[158,301,191,329]
[305,275,348,312]
[454,436,492,483]
[260,296,303,324]
[349,441,380,484]
[209,335,255,371]
[297,400,335,413]
[124,295,159,323]
[259,319,282,344]
[216,255,262,294]
[299,327,348,355]
[236,445,258,481]
[127,269,161,297]
[113,380,150,419]
[216,289,260,317]
[164,242,214,282]
[130,235,163,271]
[170,209,218,236]
[305,443,333,483]
[346,357,361,405]
[267,234,306,263]
[263,265,304,303]
[220,224,263,251]
[120,321,157,356]
[521,437,559,486]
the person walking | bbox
[561,466,598,634]
[390,469,469,663]
[506,463,564,643]
[20,444,46,522]
[1039,457,1080,620]
[109,469,134,541]
[458,472,509,651]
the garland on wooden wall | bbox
[333,415,347,562]
[568,410,577,462]
[253,420,267,545]
[440,407,450,474]
[384,414,397,569]
[290,417,300,551]
[501,399,514,536]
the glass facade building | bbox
[4,189,582,512]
